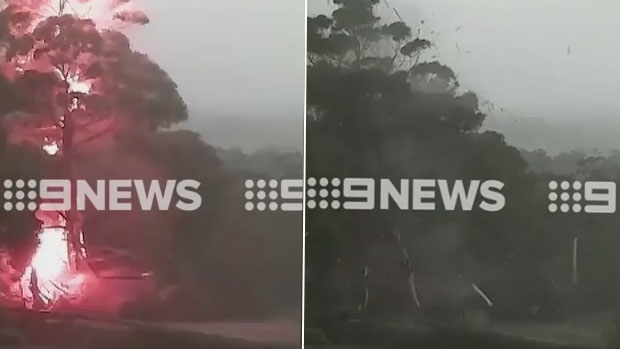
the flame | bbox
[31,228,70,281]
[2,0,141,312]
[53,68,92,95]
[42,140,60,155]
[67,73,91,94]
[20,227,87,309]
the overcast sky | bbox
[120,1,620,152]
[309,0,620,121]
[126,0,305,151]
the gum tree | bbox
[0,0,186,310]
[306,0,544,340]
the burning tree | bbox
[0,0,187,311]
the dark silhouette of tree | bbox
[0,2,301,320]
[305,1,581,343]
[0,0,187,310]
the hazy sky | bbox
[309,0,620,121]
[118,1,620,152]
[125,0,305,151]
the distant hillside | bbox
[216,147,303,179]
[483,114,620,155]
[171,112,620,157]
[176,113,303,153]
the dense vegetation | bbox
[306,0,620,345]
[0,4,302,321]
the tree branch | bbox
[392,226,421,309]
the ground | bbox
[312,313,614,349]
[0,309,300,349]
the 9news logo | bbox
[244,178,619,214]
[547,180,616,214]
[245,178,506,212]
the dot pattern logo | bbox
[306,177,341,210]
[3,179,39,212]
[244,179,284,212]
[548,180,583,213]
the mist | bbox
[129,0,305,152]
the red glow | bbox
[1,0,149,313]
[20,227,88,310]
[3,0,139,31]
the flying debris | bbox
[456,42,470,54]
[382,0,404,22]
[113,10,149,25]
[472,283,494,307]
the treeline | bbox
[306,0,620,343]
[0,5,301,321]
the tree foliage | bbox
[306,2,620,343]
[0,4,187,139]
[0,1,300,321]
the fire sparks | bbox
[53,68,93,95]
[0,0,149,313]
[42,140,60,155]
[20,227,87,309]
[67,73,92,94]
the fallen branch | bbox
[392,226,421,309]
[472,283,493,307]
